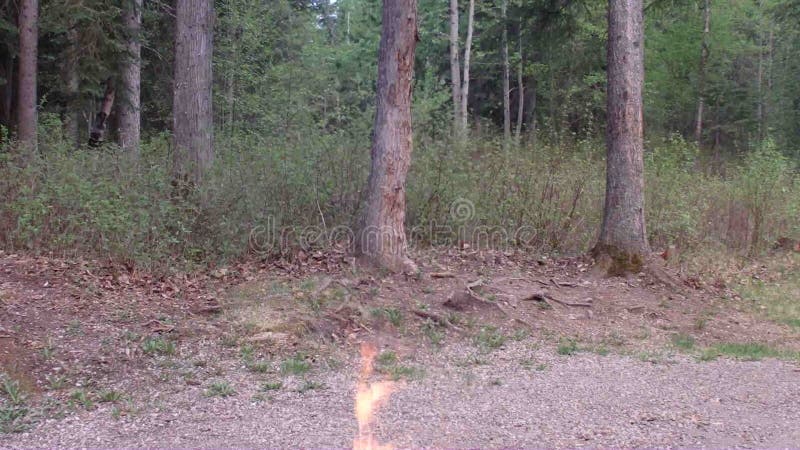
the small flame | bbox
[354,342,395,450]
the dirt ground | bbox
[1,248,798,447]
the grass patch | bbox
[422,319,445,346]
[474,326,506,351]
[699,342,799,361]
[370,307,404,327]
[69,389,94,409]
[141,337,176,356]
[0,375,29,433]
[556,338,579,356]
[261,381,283,391]
[205,381,236,397]
[280,354,311,375]
[671,333,696,350]
[248,359,272,373]
[98,390,124,403]
[739,271,800,329]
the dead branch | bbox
[430,272,456,279]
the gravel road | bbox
[3,340,799,449]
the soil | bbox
[0,248,798,447]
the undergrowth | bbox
[1,124,797,271]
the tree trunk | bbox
[1,51,15,133]
[118,0,142,154]
[694,0,710,146]
[449,0,461,135]
[62,26,80,148]
[514,22,524,143]
[501,0,510,142]
[593,0,649,275]
[355,0,418,274]
[17,0,37,154]
[173,0,214,187]
[88,78,115,146]
[459,0,475,131]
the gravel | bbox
[3,340,800,448]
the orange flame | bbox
[354,342,395,450]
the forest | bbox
[1,0,800,446]
[0,0,797,269]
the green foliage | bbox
[205,381,236,397]
[280,354,311,375]
[700,342,800,361]
[141,337,176,356]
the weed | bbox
[280,354,311,375]
[474,326,506,351]
[422,319,445,346]
[40,340,55,360]
[557,338,579,356]
[371,307,404,327]
[205,381,236,397]
[141,337,176,356]
[70,389,94,409]
[296,380,325,393]
[261,381,283,391]
[1,377,25,405]
[98,390,123,403]
[386,365,423,381]
[248,359,272,373]
[220,334,239,348]
[377,351,398,366]
[46,374,67,390]
[511,329,529,341]
[671,333,696,350]
[239,344,255,362]
[535,364,548,371]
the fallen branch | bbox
[430,272,456,279]
[521,290,592,308]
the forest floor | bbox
[0,248,799,447]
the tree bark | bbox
[118,0,142,154]
[17,0,37,154]
[449,0,461,135]
[459,0,475,131]
[593,0,649,275]
[62,26,80,149]
[1,51,15,133]
[88,78,115,146]
[355,0,418,273]
[501,0,510,142]
[514,21,524,142]
[173,0,214,187]
[694,0,710,146]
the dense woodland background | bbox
[0,0,798,269]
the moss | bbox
[591,243,645,276]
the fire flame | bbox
[353,342,395,450]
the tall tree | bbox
[501,0,511,141]
[459,0,475,131]
[694,0,710,146]
[118,0,142,153]
[173,0,214,186]
[449,0,461,134]
[17,0,37,153]
[514,19,524,142]
[62,26,79,148]
[593,0,649,274]
[356,0,418,273]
